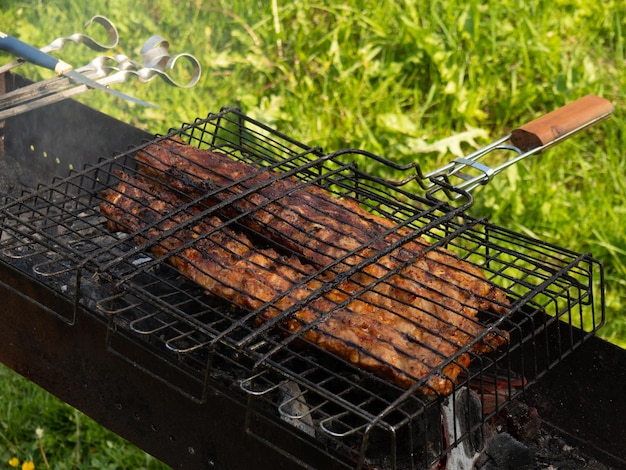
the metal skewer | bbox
[0,34,201,120]
[0,15,119,75]
[0,32,159,108]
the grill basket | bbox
[0,107,605,469]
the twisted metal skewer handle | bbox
[0,31,201,119]
[138,35,201,88]
[40,15,119,53]
[76,36,201,88]
[0,16,119,75]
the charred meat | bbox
[99,139,510,395]
[100,173,476,395]
[136,140,509,350]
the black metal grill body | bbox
[0,72,624,469]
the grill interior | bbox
[0,106,605,469]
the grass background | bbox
[1,0,624,467]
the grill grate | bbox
[0,107,604,469]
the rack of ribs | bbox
[135,140,510,348]
[100,173,485,395]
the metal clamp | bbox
[424,95,613,199]
[350,95,614,201]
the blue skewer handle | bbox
[0,32,73,74]
[0,31,159,108]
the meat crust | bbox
[135,140,510,353]
[100,173,474,395]
[98,138,512,396]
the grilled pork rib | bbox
[100,174,472,395]
[135,140,509,352]
[100,139,512,395]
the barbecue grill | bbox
[1,71,625,469]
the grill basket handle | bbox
[424,94,614,199]
[511,94,614,152]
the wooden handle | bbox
[511,94,614,152]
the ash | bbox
[0,151,30,197]
[478,399,610,470]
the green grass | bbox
[1,0,625,466]
[0,365,168,469]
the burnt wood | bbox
[523,334,626,468]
